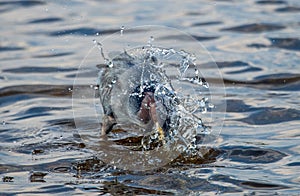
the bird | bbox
[97,49,176,144]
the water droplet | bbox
[93,40,110,64]
[199,99,206,108]
[179,58,189,77]
[150,132,158,140]
[150,73,156,81]
[202,81,209,88]
[182,96,199,113]
[154,62,164,68]
[120,26,125,36]
[111,78,116,84]
[148,36,154,46]
[201,107,207,113]
[106,60,114,68]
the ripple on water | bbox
[275,6,300,12]
[200,60,251,69]
[239,108,300,125]
[0,85,73,97]
[158,34,219,42]
[3,66,77,73]
[255,0,286,5]
[12,106,69,121]
[0,0,46,7]
[48,28,145,37]
[269,38,300,51]
[191,21,223,27]
[222,72,300,91]
[209,61,263,75]
[221,23,285,33]
[209,174,289,190]
[225,99,259,113]
[27,17,63,24]
[248,38,300,51]
[137,174,241,193]
[29,171,47,183]
[226,66,262,74]
[48,28,119,36]
[0,46,25,52]
[286,162,300,167]
[32,52,74,58]
[222,145,287,163]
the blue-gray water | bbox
[1,0,300,195]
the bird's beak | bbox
[150,101,165,142]
[138,92,165,141]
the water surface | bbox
[1,0,300,195]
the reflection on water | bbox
[1,0,300,195]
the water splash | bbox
[98,45,213,156]
[148,36,154,46]
[120,26,125,36]
[93,39,113,68]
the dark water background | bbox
[1,0,300,195]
